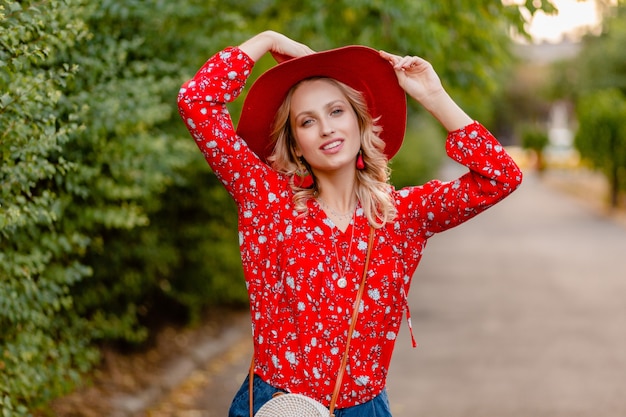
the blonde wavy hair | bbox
[266,77,398,228]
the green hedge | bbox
[0,1,244,414]
[1,1,95,412]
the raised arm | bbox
[239,30,315,64]
[379,51,523,235]
[177,32,314,204]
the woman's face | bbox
[289,79,361,173]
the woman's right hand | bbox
[239,31,314,63]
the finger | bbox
[395,56,419,70]
[272,45,315,63]
[291,44,315,58]
[378,50,401,65]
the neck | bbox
[314,163,357,206]
[316,178,357,214]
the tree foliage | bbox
[1,0,554,413]
[572,3,626,96]
[575,89,626,207]
[564,3,626,207]
[235,0,555,120]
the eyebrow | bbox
[294,99,347,121]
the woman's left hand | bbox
[379,50,473,131]
[379,50,445,106]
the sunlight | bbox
[528,0,602,42]
[505,0,618,43]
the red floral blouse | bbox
[177,47,522,408]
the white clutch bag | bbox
[255,393,330,417]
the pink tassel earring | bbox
[356,149,366,170]
[294,170,314,188]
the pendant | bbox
[337,277,347,288]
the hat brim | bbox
[236,45,407,163]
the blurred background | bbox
[1,0,625,416]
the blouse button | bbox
[337,278,347,288]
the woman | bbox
[178,30,522,416]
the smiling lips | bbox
[321,139,344,152]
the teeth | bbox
[323,140,341,150]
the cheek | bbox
[293,131,315,156]
[349,121,362,146]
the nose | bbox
[319,118,335,137]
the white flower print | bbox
[355,376,370,386]
[285,350,297,365]
[272,355,281,369]
[368,288,381,301]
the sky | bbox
[525,0,603,42]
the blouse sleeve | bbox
[399,121,523,236]
[176,47,280,206]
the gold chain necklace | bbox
[329,212,355,289]
[316,196,356,223]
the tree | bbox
[235,0,556,120]
[575,89,626,208]
[521,124,550,172]
[557,3,626,208]
[573,3,626,97]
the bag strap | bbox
[329,225,375,416]
[249,226,375,417]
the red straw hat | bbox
[236,45,407,163]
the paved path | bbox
[387,171,626,416]
[149,171,626,416]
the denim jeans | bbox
[229,374,392,417]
